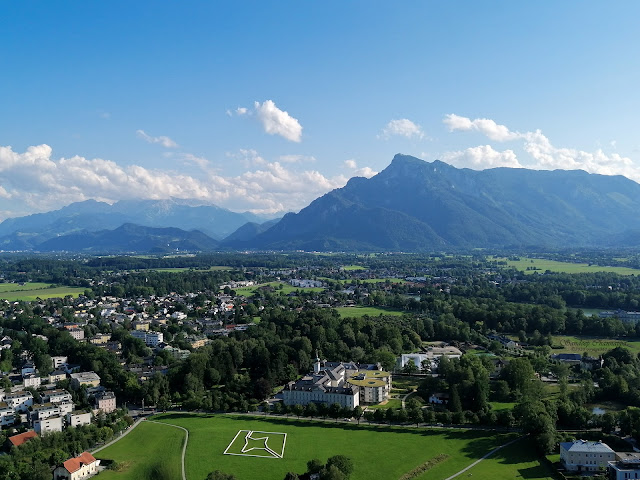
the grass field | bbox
[493,256,640,275]
[145,414,521,480]
[234,282,325,296]
[0,282,85,301]
[151,266,233,272]
[360,278,406,284]
[552,335,640,356]
[334,306,404,318]
[95,421,184,480]
[343,265,367,271]
[490,402,517,412]
[465,437,556,480]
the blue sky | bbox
[1,1,640,219]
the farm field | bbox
[95,421,184,480]
[334,306,404,318]
[493,256,640,275]
[343,265,366,271]
[0,282,85,301]
[135,414,520,480]
[552,335,640,356]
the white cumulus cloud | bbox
[379,119,425,140]
[441,145,522,170]
[443,114,520,142]
[442,114,640,181]
[231,100,303,142]
[136,130,179,148]
[343,159,377,178]
[253,100,303,142]
[0,144,356,219]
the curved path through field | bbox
[147,419,189,480]
[92,418,190,480]
[442,435,525,480]
[92,418,144,454]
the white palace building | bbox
[281,356,391,409]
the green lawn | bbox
[95,421,184,480]
[490,402,517,412]
[343,265,367,271]
[465,437,556,480]
[552,335,640,356]
[0,284,85,301]
[334,306,404,318]
[151,414,518,480]
[151,266,232,272]
[235,281,325,296]
[0,282,52,292]
[493,256,640,275]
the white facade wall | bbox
[34,415,64,435]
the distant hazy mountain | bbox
[221,218,281,245]
[0,198,272,250]
[229,154,640,251]
[37,224,219,253]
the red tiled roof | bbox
[62,451,97,473]
[8,431,38,447]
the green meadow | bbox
[334,306,404,318]
[234,281,325,296]
[493,256,640,275]
[96,413,525,480]
[95,421,184,480]
[151,266,233,272]
[0,282,85,301]
[552,335,640,356]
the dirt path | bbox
[443,435,525,480]
[147,420,189,480]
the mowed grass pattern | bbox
[151,414,517,480]
[96,421,184,480]
[553,335,640,356]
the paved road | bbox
[148,420,189,480]
[442,435,525,480]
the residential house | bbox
[560,440,615,472]
[551,353,582,367]
[42,390,73,404]
[608,452,640,480]
[49,370,67,384]
[34,415,64,435]
[0,402,15,426]
[5,391,33,412]
[23,373,41,388]
[67,411,92,428]
[70,371,101,388]
[51,356,68,369]
[6,431,37,448]
[94,391,116,413]
[53,451,100,480]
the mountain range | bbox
[236,154,640,251]
[0,198,274,251]
[3,154,640,252]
